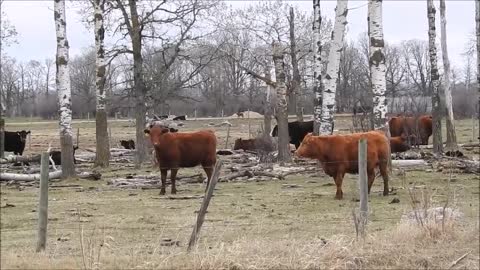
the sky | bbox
[2,0,475,71]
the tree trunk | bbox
[368,0,388,130]
[319,0,348,135]
[312,0,322,134]
[476,0,480,139]
[94,0,110,167]
[0,1,3,158]
[427,0,443,154]
[440,0,457,150]
[289,7,303,122]
[263,65,273,136]
[54,0,75,178]
[272,42,291,163]
[128,0,147,168]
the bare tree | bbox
[93,0,110,167]
[319,0,348,135]
[54,0,76,177]
[368,0,388,130]
[476,0,480,136]
[272,42,291,163]
[427,0,443,154]
[312,0,322,134]
[440,0,458,152]
[288,7,303,122]
[402,40,431,96]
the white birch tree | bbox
[319,0,348,135]
[272,42,291,163]
[54,0,75,177]
[93,0,110,167]
[368,0,388,130]
[312,0,322,135]
[440,0,458,151]
[427,0,443,154]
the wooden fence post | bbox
[87,112,90,120]
[247,110,251,139]
[357,138,368,239]
[194,109,197,121]
[472,115,476,142]
[187,161,223,252]
[36,152,49,252]
[225,125,230,149]
[76,128,80,148]
[108,127,112,148]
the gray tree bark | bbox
[94,0,110,167]
[264,64,273,135]
[54,0,75,178]
[476,0,480,139]
[427,0,443,154]
[440,0,458,151]
[288,7,303,122]
[312,0,322,135]
[272,42,291,163]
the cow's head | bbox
[144,126,178,147]
[17,130,31,142]
[233,138,243,150]
[294,133,316,158]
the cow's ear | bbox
[27,131,31,134]
[144,129,150,135]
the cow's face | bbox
[294,133,315,158]
[17,130,31,142]
[233,138,243,150]
[144,126,171,147]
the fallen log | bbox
[0,171,62,181]
[253,171,285,180]
[0,155,41,164]
[219,171,254,182]
[392,160,428,167]
[419,143,479,149]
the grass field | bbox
[1,116,479,269]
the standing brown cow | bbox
[144,125,217,195]
[295,131,390,200]
[389,115,432,145]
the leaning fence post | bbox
[247,110,251,139]
[472,115,476,142]
[194,109,197,121]
[357,138,369,239]
[36,152,49,252]
[187,161,223,252]
[225,125,230,149]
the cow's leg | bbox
[203,166,213,192]
[379,161,390,196]
[170,169,178,194]
[159,169,168,195]
[367,168,376,194]
[334,172,345,200]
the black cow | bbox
[49,146,79,165]
[5,130,31,155]
[120,139,135,149]
[353,104,372,116]
[272,121,314,149]
[173,115,186,121]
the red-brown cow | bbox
[389,115,432,145]
[295,131,390,200]
[390,135,412,153]
[144,125,217,195]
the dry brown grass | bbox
[1,220,478,270]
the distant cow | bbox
[237,111,244,118]
[144,125,217,195]
[172,115,186,121]
[389,135,412,153]
[272,121,313,149]
[5,130,31,155]
[120,139,135,149]
[295,131,390,200]
[389,115,432,145]
[49,146,79,165]
[233,137,275,152]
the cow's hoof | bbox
[171,190,177,195]
[334,195,343,200]
[383,192,389,196]
[159,190,166,195]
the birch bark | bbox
[319,0,348,135]
[94,0,110,167]
[476,0,480,140]
[54,0,75,177]
[312,0,322,135]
